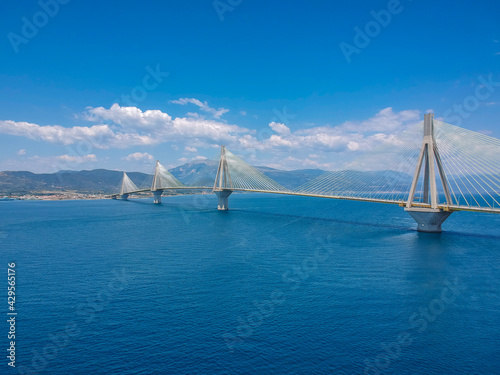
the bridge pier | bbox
[153,190,162,204]
[405,114,454,233]
[405,208,453,233]
[214,190,232,210]
[121,193,129,201]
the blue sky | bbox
[0,0,499,173]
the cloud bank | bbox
[0,103,421,171]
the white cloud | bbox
[123,152,154,161]
[193,155,207,161]
[85,104,173,130]
[170,98,229,119]
[0,120,118,148]
[186,112,203,119]
[244,107,421,155]
[177,155,207,165]
[233,107,423,170]
[266,156,337,170]
[57,154,97,163]
[0,104,251,150]
[269,122,291,135]
[0,154,98,173]
[340,107,420,132]
[0,105,423,171]
[17,149,26,155]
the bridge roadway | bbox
[110,187,500,215]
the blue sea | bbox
[1,194,499,374]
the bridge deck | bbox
[111,187,500,215]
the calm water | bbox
[1,194,499,374]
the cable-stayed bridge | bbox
[111,114,500,232]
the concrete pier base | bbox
[405,208,453,233]
[214,190,232,210]
[121,193,129,201]
[153,190,162,204]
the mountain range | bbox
[0,160,328,194]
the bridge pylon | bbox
[151,160,163,204]
[213,145,233,210]
[405,114,453,232]
[120,172,138,200]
